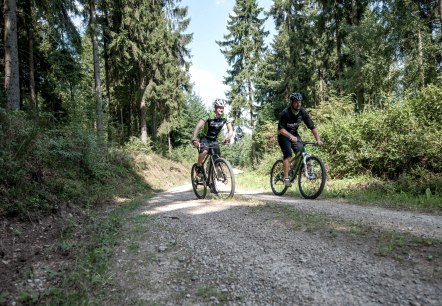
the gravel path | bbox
[236,189,442,240]
[110,185,442,305]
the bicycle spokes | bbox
[191,163,207,199]
[270,160,289,196]
[212,158,235,198]
[298,156,326,199]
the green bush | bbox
[124,136,153,154]
[406,83,442,127]
[0,111,148,217]
[397,166,442,195]
[168,144,195,164]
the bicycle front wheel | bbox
[191,163,207,199]
[211,158,235,199]
[298,156,326,199]
[270,160,288,196]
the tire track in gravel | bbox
[109,185,442,305]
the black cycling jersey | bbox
[278,107,316,137]
[202,111,233,140]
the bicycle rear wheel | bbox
[270,160,288,196]
[211,158,235,199]
[191,163,207,199]
[298,156,326,199]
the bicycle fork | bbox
[302,152,316,180]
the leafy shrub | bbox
[124,136,153,155]
[255,151,281,176]
[254,120,279,159]
[0,111,150,217]
[222,134,254,168]
[406,83,442,127]
[168,144,195,164]
[397,166,442,195]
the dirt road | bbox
[109,185,442,305]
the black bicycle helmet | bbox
[289,92,303,101]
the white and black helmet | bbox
[289,92,303,101]
[214,98,226,107]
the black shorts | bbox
[278,134,304,159]
[199,137,221,157]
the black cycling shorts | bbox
[278,134,304,159]
[199,137,221,157]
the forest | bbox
[0,0,441,303]
[1,0,442,217]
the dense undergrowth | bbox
[0,110,190,305]
[0,110,186,219]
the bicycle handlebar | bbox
[302,141,325,146]
[193,141,230,150]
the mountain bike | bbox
[270,141,326,199]
[191,144,235,199]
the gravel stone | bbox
[109,185,442,305]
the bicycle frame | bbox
[289,143,316,182]
[200,146,219,185]
[270,141,326,199]
[192,143,235,199]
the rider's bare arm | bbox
[192,119,206,146]
[311,128,323,145]
[226,122,233,143]
[279,128,297,143]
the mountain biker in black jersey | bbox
[192,99,234,176]
[278,92,323,187]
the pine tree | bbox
[217,0,268,166]
[88,0,105,143]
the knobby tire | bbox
[270,159,289,196]
[191,163,207,199]
[211,158,235,199]
[298,156,326,199]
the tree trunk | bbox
[89,0,104,143]
[26,0,36,112]
[28,35,36,111]
[248,80,257,169]
[418,28,425,86]
[319,68,324,106]
[103,2,112,127]
[4,0,20,111]
[139,64,148,144]
[152,102,157,139]
[440,0,442,34]
[351,0,364,112]
[335,7,343,94]
[168,133,172,155]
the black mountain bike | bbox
[270,141,326,199]
[191,144,235,199]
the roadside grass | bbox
[236,171,442,214]
[196,286,229,302]
[245,200,442,278]
[43,195,150,305]
[25,150,190,305]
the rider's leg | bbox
[197,151,208,166]
[278,134,293,182]
[283,157,291,178]
[197,138,209,167]
[292,140,304,169]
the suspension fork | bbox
[301,151,310,176]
